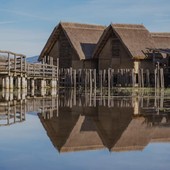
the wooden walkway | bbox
[0,50,59,89]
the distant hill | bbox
[26,56,39,63]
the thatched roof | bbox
[111,117,153,152]
[151,33,170,49]
[151,126,170,143]
[93,24,155,60]
[39,22,106,61]
[95,106,133,150]
[38,110,80,152]
[39,112,104,153]
[59,116,104,153]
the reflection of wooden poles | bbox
[160,89,164,108]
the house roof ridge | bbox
[151,32,170,38]
[111,23,146,30]
[60,21,106,30]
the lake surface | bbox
[0,88,170,170]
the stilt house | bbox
[38,22,106,69]
[93,24,155,73]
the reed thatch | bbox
[93,24,155,60]
[111,117,153,152]
[151,33,170,49]
[39,22,106,61]
[38,110,80,152]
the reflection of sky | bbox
[0,113,170,170]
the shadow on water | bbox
[1,88,170,153]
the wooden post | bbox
[21,77,27,89]
[111,69,114,88]
[17,77,21,89]
[31,88,34,96]
[8,53,10,75]
[87,69,90,88]
[146,69,150,87]
[89,69,92,92]
[41,79,45,88]
[24,56,26,72]
[94,69,96,93]
[2,78,5,89]
[5,77,10,89]
[154,68,157,89]
[14,55,16,74]
[70,67,73,87]
[84,69,87,88]
[103,69,106,87]
[73,69,76,89]
[157,63,160,88]
[9,76,13,89]
[78,69,80,87]
[138,69,141,87]
[100,70,103,90]
[141,68,144,87]
[20,56,22,73]
[108,68,111,90]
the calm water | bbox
[0,88,170,170]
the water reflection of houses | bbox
[39,90,170,153]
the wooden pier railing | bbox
[27,63,58,78]
[0,50,59,89]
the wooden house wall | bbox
[83,60,98,69]
[140,60,154,71]
[98,33,134,70]
[72,60,84,69]
[71,60,97,70]
[49,29,79,68]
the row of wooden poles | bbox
[59,67,165,89]
[1,67,164,90]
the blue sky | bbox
[0,0,169,57]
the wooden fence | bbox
[59,67,165,89]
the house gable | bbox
[97,27,133,69]
[49,28,79,68]
[39,22,106,67]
